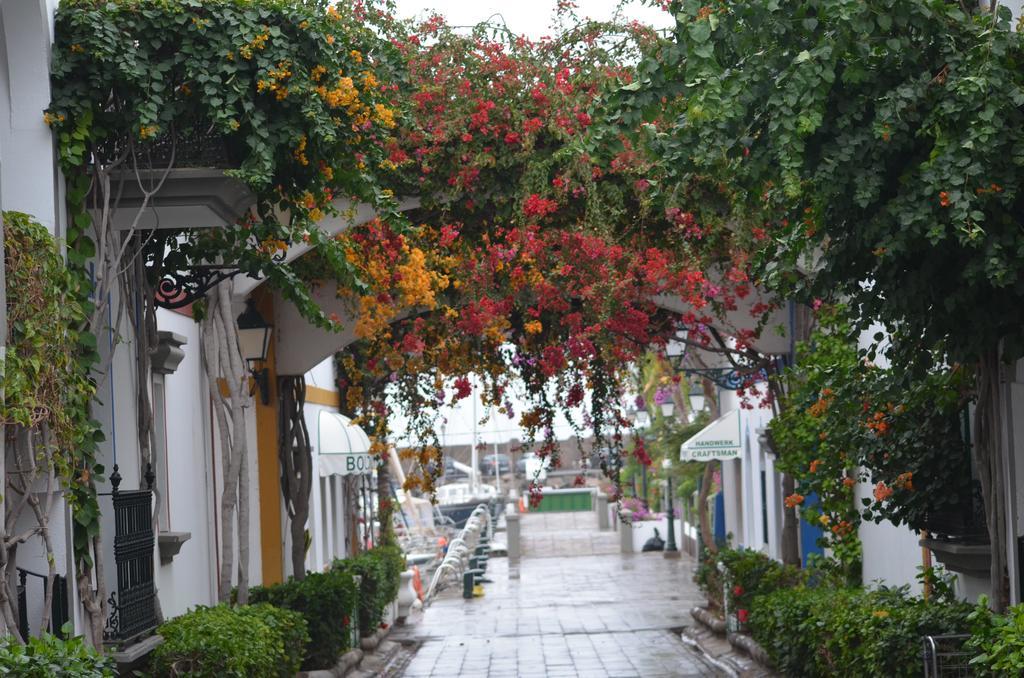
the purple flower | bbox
[634,394,646,410]
[654,386,673,406]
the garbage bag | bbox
[641,527,665,552]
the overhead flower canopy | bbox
[293,9,771,502]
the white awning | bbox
[317,411,373,476]
[680,409,742,462]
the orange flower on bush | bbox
[873,481,893,502]
[784,493,804,508]
[809,459,822,473]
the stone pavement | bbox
[390,512,721,677]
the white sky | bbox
[387,374,596,447]
[384,0,663,447]
[392,0,672,40]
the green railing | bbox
[530,488,593,512]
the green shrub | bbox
[334,545,407,636]
[694,546,804,618]
[750,586,973,678]
[249,568,359,670]
[0,628,114,677]
[967,598,1024,676]
[153,603,305,677]
[239,604,309,677]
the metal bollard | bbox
[506,513,521,562]
[596,493,609,530]
[462,570,476,599]
[619,509,633,554]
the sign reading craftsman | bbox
[680,409,743,462]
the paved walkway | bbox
[391,512,720,677]
[520,511,620,557]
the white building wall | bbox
[853,325,926,593]
[153,309,219,618]
[856,480,924,595]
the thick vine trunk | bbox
[278,376,312,579]
[976,350,1010,611]
[202,282,252,603]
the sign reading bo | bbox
[341,451,374,475]
[317,411,373,476]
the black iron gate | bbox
[16,568,69,639]
[103,464,158,644]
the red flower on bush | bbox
[523,193,559,218]
[453,376,472,400]
[737,609,749,624]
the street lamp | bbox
[237,298,273,405]
[662,457,680,558]
[688,377,706,414]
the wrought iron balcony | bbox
[103,464,159,646]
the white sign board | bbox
[680,409,742,462]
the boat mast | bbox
[470,374,479,495]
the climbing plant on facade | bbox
[1,213,96,641]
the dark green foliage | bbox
[152,604,307,677]
[966,599,1024,676]
[750,586,972,677]
[249,568,359,670]
[0,629,114,677]
[618,0,1024,365]
[334,545,407,636]
[240,604,310,677]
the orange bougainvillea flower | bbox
[809,459,822,473]
[873,481,893,502]
[784,493,805,508]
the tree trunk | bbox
[976,350,1010,611]
[780,472,801,566]
[697,461,717,555]
[377,448,393,546]
[278,376,312,579]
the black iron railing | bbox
[16,568,69,639]
[103,464,159,644]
